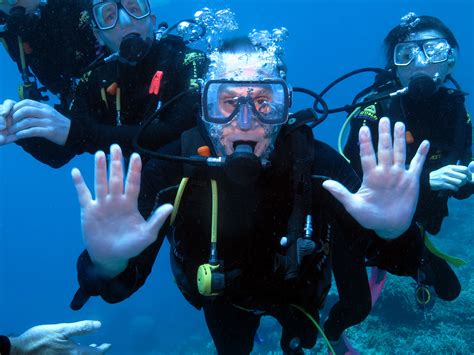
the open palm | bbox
[72,145,172,276]
[324,117,429,238]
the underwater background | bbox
[0,0,472,353]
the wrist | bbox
[92,258,129,278]
[374,228,403,240]
[57,118,71,146]
[7,335,24,355]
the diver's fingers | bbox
[377,117,393,168]
[72,168,92,207]
[57,320,102,337]
[94,151,108,201]
[0,131,18,145]
[393,121,406,168]
[0,100,15,130]
[124,153,142,203]
[408,140,430,176]
[11,106,48,124]
[8,117,48,135]
[441,176,464,190]
[0,99,16,115]
[444,169,469,183]
[12,99,46,112]
[359,125,377,173]
[108,145,124,196]
[146,204,174,241]
[438,181,460,191]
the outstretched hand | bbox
[72,144,173,277]
[323,117,429,239]
[9,320,111,354]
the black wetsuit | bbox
[16,36,207,168]
[0,335,10,354]
[70,125,421,354]
[343,87,472,301]
[0,0,96,107]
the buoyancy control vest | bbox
[165,125,333,311]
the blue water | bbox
[0,0,472,353]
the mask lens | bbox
[423,39,450,63]
[93,2,118,30]
[93,0,150,30]
[203,80,289,126]
[122,0,150,19]
[394,42,419,66]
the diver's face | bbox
[396,29,455,88]
[93,1,155,52]
[0,0,40,15]
[219,84,275,157]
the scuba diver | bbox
[344,13,474,302]
[68,36,429,354]
[0,0,207,168]
[341,14,473,314]
[0,0,97,110]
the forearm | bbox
[16,137,76,168]
[72,230,167,309]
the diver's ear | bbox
[447,48,457,73]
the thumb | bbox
[322,180,352,207]
[58,320,102,337]
[146,204,174,240]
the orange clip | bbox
[107,82,118,96]
[23,42,33,54]
[149,71,164,95]
[406,131,414,144]
[197,146,211,157]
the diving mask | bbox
[394,38,451,66]
[92,0,150,30]
[202,79,290,128]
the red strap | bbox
[149,71,164,95]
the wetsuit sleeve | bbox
[14,137,77,168]
[0,335,11,355]
[70,142,182,310]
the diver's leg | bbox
[202,299,260,355]
[416,246,461,301]
[324,233,371,342]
